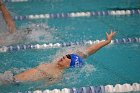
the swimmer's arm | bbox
[14,63,49,82]
[77,31,116,58]
[0,0,16,33]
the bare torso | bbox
[14,62,63,82]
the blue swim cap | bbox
[69,54,83,68]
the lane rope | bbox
[0,37,140,52]
[31,83,140,93]
[13,9,140,20]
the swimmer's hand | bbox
[106,31,116,43]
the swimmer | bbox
[0,31,116,85]
[0,0,16,33]
[0,0,32,34]
[0,0,16,45]
[0,1,33,45]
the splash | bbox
[59,63,96,87]
[23,23,54,43]
[80,63,96,76]
[0,23,55,46]
[0,71,14,85]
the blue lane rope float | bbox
[13,9,140,21]
[0,37,140,52]
[30,83,140,93]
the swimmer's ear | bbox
[66,64,69,68]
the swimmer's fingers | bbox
[113,32,116,36]
[107,31,116,37]
[110,31,116,37]
[106,31,116,42]
[106,32,109,37]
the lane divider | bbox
[3,0,29,2]
[13,9,140,20]
[0,37,139,52]
[31,83,140,93]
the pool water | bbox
[0,0,140,92]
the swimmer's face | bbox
[57,54,71,68]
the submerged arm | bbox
[0,0,16,33]
[77,31,116,58]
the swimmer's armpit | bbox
[47,76,61,86]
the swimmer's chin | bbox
[56,61,69,69]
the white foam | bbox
[26,23,54,43]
